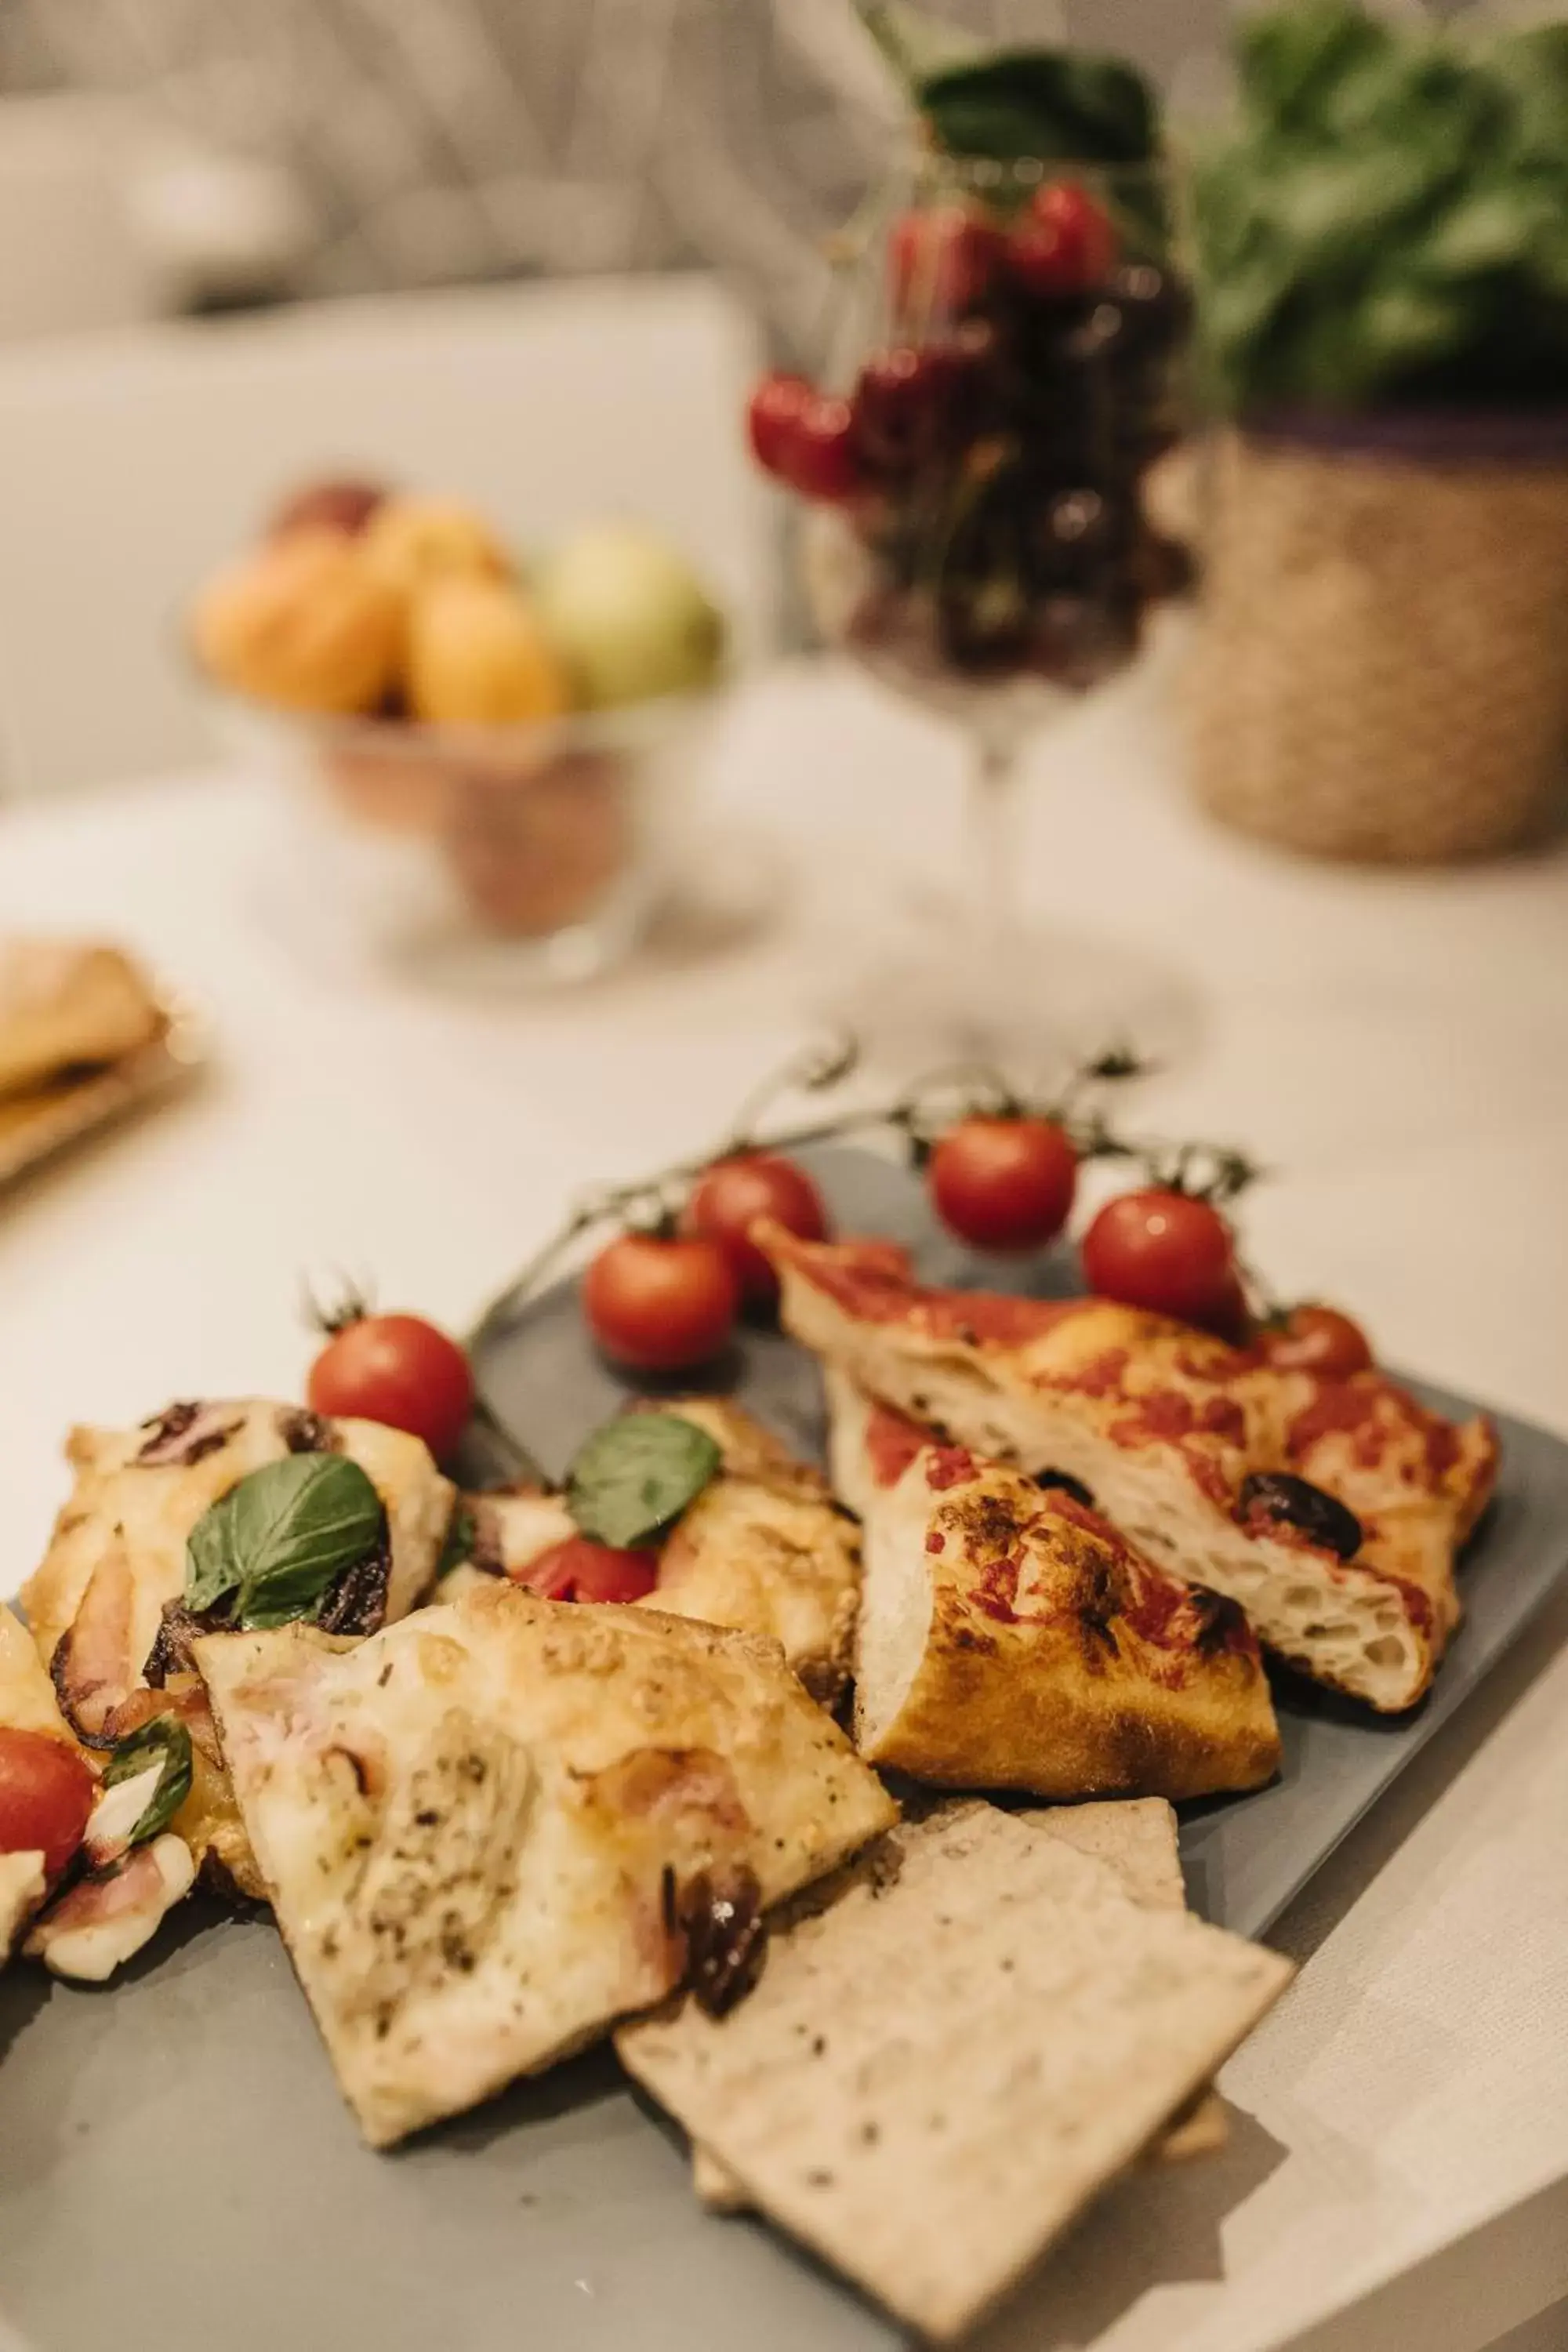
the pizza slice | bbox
[444,1399,859,1704]
[196,1584,896,2147]
[22,1399,453,1891]
[829,1377,1280,1799]
[767,1229,1497,1712]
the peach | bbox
[361,494,512,601]
[406,575,570,728]
[191,530,403,715]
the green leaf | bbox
[916,50,1157,166]
[437,1505,476,1579]
[1237,1,1391,132]
[184,1453,385,1630]
[567,1414,721,1550]
[103,1716,193,1846]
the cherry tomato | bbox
[0,1729,96,1880]
[888,202,1001,319]
[583,1232,739,1372]
[681,1153,829,1308]
[1260,1304,1374,1379]
[307,1312,475,1459]
[1080,1187,1237,1325]
[1007,180,1118,298]
[746,372,814,479]
[929,1118,1079,1253]
[782,393,862,501]
[525,1536,661,1605]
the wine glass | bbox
[758,151,1195,1076]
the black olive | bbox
[1238,1472,1363,1560]
[1034,1467,1096,1508]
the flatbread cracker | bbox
[691,1797,1216,2209]
[621,1803,1291,2340]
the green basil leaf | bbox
[186,1487,245,1614]
[567,1414,721,1550]
[103,1715,193,1846]
[917,50,1157,167]
[436,1506,476,1580]
[186,1453,385,1632]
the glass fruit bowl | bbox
[201,675,726,986]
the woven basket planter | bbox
[1188,419,1568,862]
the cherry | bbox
[783,392,862,501]
[889,203,1002,322]
[746,372,814,479]
[1007,182,1118,299]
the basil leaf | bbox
[917,50,1156,167]
[567,1414,721,1550]
[103,1715,193,1846]
[437,1507,476,1579]
[186,1488,245,1613]
[184,1454,385,1631]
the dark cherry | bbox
[1106,262,1192,358]
[746,371,814,478]
[889,202,1002,322]
[784,392,862,501]
[1238,1473,1363,1562]
[852,325,996,476]
[1007,181,1118,300]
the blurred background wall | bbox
[0,0,1254,357]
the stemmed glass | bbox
[760,151,1193,1074]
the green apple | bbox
[535,523,725,709]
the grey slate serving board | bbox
[2,1143,1565,2352]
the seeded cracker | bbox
[619,1802,1292,2340]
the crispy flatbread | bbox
[619,1802,1292,2341]
[690,1795,1218,2209]
[0,938,161,1100]
[445,1399,859,1704]
[833,1381,1279,1802]
[197,1584,895,2147]
[767,1229,1497,1711]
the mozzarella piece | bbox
[27,1835,195,1981]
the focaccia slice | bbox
[0,938,162,1100]
[23,1399,452,1892]
[619,1801,1293,2342]
[832,1380,1279,1801]
[768,1230,1497,1712]
[445,1399,859,1704]
[197,1584,895,2147]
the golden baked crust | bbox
[196,1586,896,2146]
[767,1229,1497,1713]
[448,1400,859,1705]
[840,1385,1280,1801]
[0,940,161,1100]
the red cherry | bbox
[889,203,1002,321]
[746,372,814,479]
[1007,181,1118,299]
[782,392,862,501]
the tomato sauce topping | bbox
[864,1400,927,1490]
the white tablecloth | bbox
[2,655,1566,2352]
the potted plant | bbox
[1186,1,1568,860]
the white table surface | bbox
[2,653,1566,2352]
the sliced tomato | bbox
[0,1728,96,1879]
[524,1537,660,1605]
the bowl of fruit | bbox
[189,478,730,981]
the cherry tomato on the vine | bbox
[929,1117,1079,1253]
[0,1728,96,1880]
[1259,1304,1373,1379]
[307,1312,474,1460]
[681,1152,829,1308]
[583,1232,739,1372]
[525,1536,660,1605]
[1080,1187,1237,1325]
